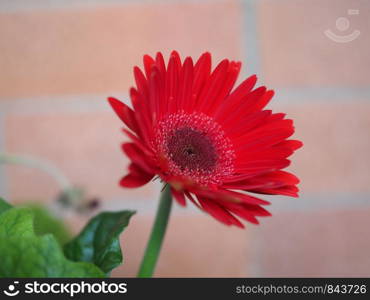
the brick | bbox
[111,214,249,277]
[257,0,370,87]
[4,112,157,203]
[0,0,242,99]
[249,208,370,277]
[269,101,370,194]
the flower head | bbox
[108,51,302,228]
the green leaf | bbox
[0,207,105,277]
[0,198,12,215]
[64,210,136,274]
[27,204,71,245]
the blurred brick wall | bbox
[0,0,369,277]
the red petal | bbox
[219,202,259,224]
[107,97,138,133]
[215,75,257,120]
[171,188,187,206]
[193,52,212,98]
[207,61,242,115]
[122,129,154,157]
[143,54,155,79]
[253,185,299,197]
[225,170,299,190]
[130,88,153,143]
[197,196,244,228]
[225,110,272,138]
[218,86,267,125]
[234,127,295,152]
[193,188,270,206]
[218,201,272,224]
[165,52,181,114]
[275,140,303,150]
[196,59,229,112]
[235,159,291,174]
[121,143,155,174]
[148,66,162,122]
[119,163,154,188]
[134,66,149,99]
[235,147,294,165]
[184,191,202,209]
[179,57,194,112]
[155,52,166,75]
[247,89,275,114]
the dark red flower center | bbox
[166,127,217,172]
[154,112,235,185]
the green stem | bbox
[137,184,173,277]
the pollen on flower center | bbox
[154,112,235,185]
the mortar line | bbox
[1,87,369,116]
[0,0,228,13]
[0,111,9,200]
[241,0,262,79]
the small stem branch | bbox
[137,184,172,277]
[0,152,71,189]
[0,153,79,216]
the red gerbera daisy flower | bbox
[108,51,302,228]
